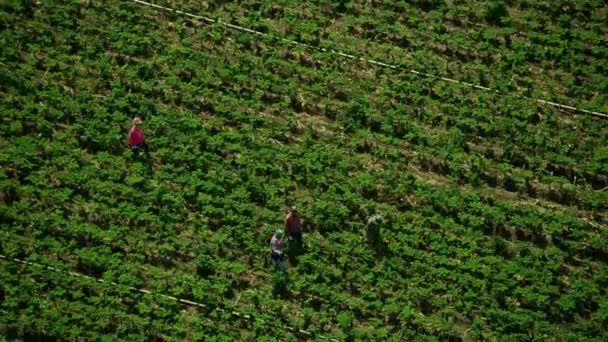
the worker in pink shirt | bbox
[128,116,145,159]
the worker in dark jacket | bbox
[284,206,304,253]
[366,213,384,248]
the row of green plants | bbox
[1,1,607,340]
[73,1,608,204]
[5,0,607,195]
[3,0,604,276]
[0,258,290,341]
[168,0,608,112]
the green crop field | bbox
[1,0,607,340]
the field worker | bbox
[366,213,384,248]
[270,230,286,270]
[284,206,304,253]
[128,116,145,159]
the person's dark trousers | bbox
[22,0,33,17]
[132,144,142,161]
[132,143,150,161]
[291,231,303,253]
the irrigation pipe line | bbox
[130,0,608,119]
[0,254,338,341]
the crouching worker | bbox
[270,230,287,271]
[128,116,145,160]
[366,213,385,249]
